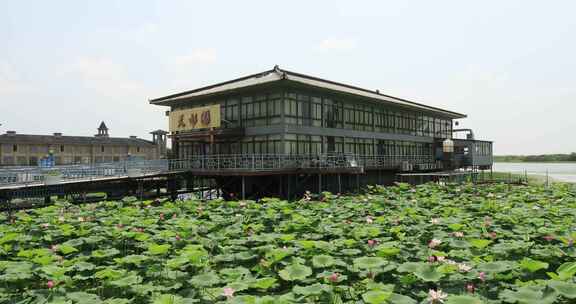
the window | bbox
[60,145,65,153]
[137,147,140,153]
[101,146,105,153]
[13,144,17,152]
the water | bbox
[493,162,576,183]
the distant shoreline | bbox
[494,153,576,163]
[494,160,576,163]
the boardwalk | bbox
[0,153,436,202]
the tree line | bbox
[494,153,576,162]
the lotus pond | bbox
[1,183,576,304]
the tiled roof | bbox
[0,134,155,147]
[150,66,466,119]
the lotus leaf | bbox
[519,258,549,273]
[312,254,335,268]
[353,257,387,269]
[278,264,312,281]
[361,290,392,304]
[548,280,576,299]
[189,272,220,287]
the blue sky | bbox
[1,0,575,154]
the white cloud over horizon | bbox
[2,0,576,154]
[317,38,357,51]
[174,48,217,65]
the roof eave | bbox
[150,67,467,119]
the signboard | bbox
[169,104,221,132]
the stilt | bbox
[287,175,291,201]
[279,175,283,198]
[241,176,246,201]
[338,174,341,194]
[318,174,322,194]
[168,178,177,201]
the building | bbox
[150,66,492,198]
[0,122,168,167]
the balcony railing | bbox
[169,154,437,172]
[0,154,439,187]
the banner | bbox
[169,104,221,132]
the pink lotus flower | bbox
[47,280,55,289]
[466,283,475,294]
[159,213,165,220]
[222,287,235,299]
[428,289,448,303]
[543,235,555,241]
[172,213,177,219]
[175,235,181,241]
[239,201,247,207]
[483,216,492,227]
[41,223,50,229]
[436,256,446,263]
[453,231,464,238]
[478,272,486,282]
[428,239,442,248]
[366,216,374,224]
[50,245,58,252]
[116,223,123,229]
[428,256,437,263]
[430,218,441,225]
[78,217,85,222]
[367,239,377,247]
[328,272,339,283]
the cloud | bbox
[174,48,217,65]
[65,57,145,98]
[0,63,31,94]
[140,23,159,34]
[317,38,357,51]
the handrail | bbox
[0,154,438,187]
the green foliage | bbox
[278,263,312,281]
[0,183,575,303]
[495,152,576,162]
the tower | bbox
[96,121,109,137]
[150,129,168,159]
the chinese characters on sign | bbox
[169,104,221,132]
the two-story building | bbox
[0,122,168,167]
[150,66,492,198]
